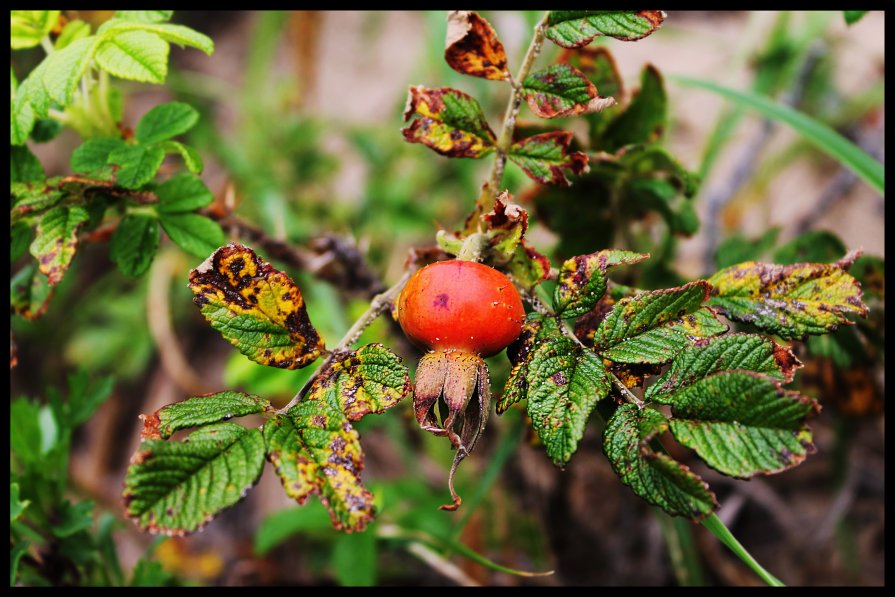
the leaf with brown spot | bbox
[707,251,869,340]
[554,249,649,318]
[521,64,616,119]
[264,402,375,532]
[645,333,802,402]
[506,238,552,290]
[508,131,588,186]
[189,243,325,369]
[545,11,666,48]
[29,204,90,286]
[141,391,273,440]
[593,281,727,364]
[402,85,496,158]
[604,404,718,521]
[307,343,411,421]
[444,11,509,81]
[123,422,265,535]
[480,191,529,265]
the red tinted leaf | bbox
[402,85,496,158]
[508,131,589,186]
[444,11,509,81]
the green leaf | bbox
[11,90,36,146]
[669,75,884,195]
[98,20,214,55]
[254,502,333,555]
[554,249,648,318]
[652,371,819,479]
[116,11,174,24]
[160,213,225,258]
[110,215,160,277]
[264,402,375,532]
[601,64,667,152]
[521,64,616,119]
[508,131,588,186]
[10,483,30,523]
[95,30,169,83]
[29,117,63,143]
[505,239,552,290]
[545,11,665,48]
[332,530,377,586]
[54,18,92,50]
[51,500,95,538]
[65,369,116,428]
[715,227,779,269]
[593,281,727,364]
[29,205,91,286]
[188,243,325,369]
[108,144,166,189]
[159,140,203,173]
[136,101,200,145]
[40,36,100,106]
[772,230,846,265]
[130,558,175,587]
[645,333,801,401]
[497,313,561,414]
[11,10,61,49]
[707,254,869,340]
[140,391,272,440]
[306,343,411,421]
[843,11,868,25]
[11,541,29,586]
[11,145,45,182]
[603,404,718,521]
[11,221,33,262]
[123,422,265,535]
[401,85,496,158]
[70,137,128,177]
[156,173,213,213]
[525,336,610,466]
[10,262,54,320]
[10,179,65,222]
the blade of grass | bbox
[701,513,785,586]
[670,74,884,194]
[655,509,705,586]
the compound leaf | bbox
[604,404,717,521]
[189,243,325,369]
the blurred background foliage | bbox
[11,10,883,586]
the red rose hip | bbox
[396,260,525,357]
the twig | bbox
[277,268,414,414]
[478,12,551,217]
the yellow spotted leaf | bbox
[402,85,496,158]
[263,401,375,532]
[189,243,325,369]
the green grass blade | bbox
[655,509,705,586]
[701,513,784,586]
[670,75,884,195]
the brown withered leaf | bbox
[445,11,509,81]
